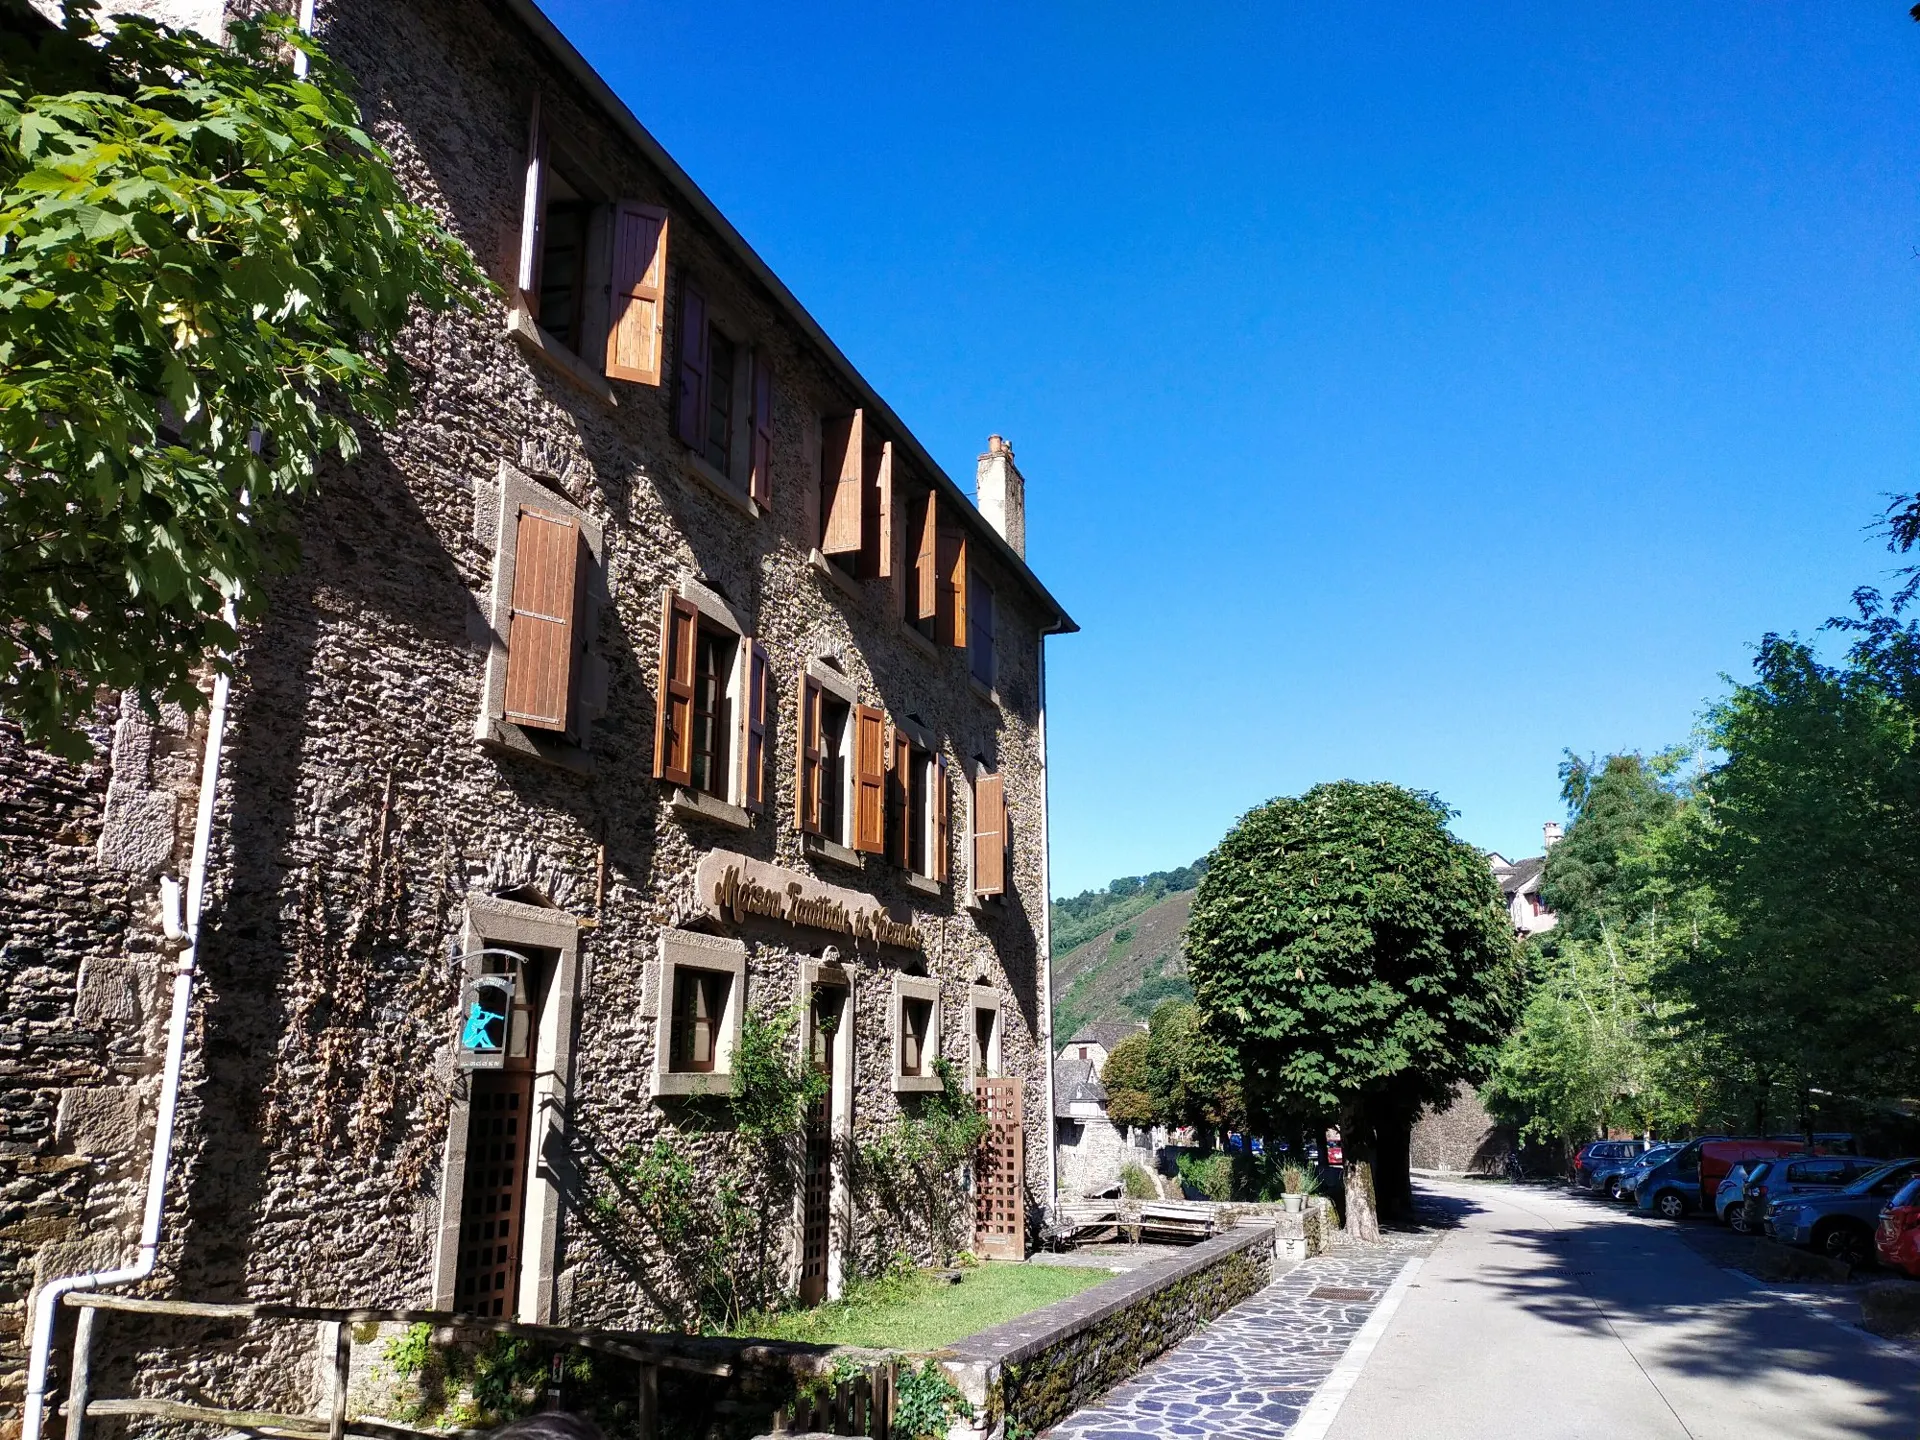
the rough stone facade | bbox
[0,0,1073,1423]
[1410,1082,1508,1175]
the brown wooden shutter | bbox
[740,640,768,812]
[852,704,886,854]
[820,410,864,556]
[933,753,951,884]
[652,591,698,785]
[515,94,548,313]
[795,673,823,834]
[502,507,582,733]
[973,771,1005,897]
[605,201,669,384]
[749,352,775,508]
[674,279,709,447]
[936,524,969,648]
[914,490,939,622]
[860,439,894,580]
[886,723,911,867]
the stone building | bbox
[0,0,1075,1421]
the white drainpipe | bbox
[21,632,236,1440]
[1036,637,1058,1201]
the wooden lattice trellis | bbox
[973,1077,1025,1260]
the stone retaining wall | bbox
[936,1225,1278,1438]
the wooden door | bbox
[455,1069,535,1316]
[973,1077,1025,1260]
[799,983,844,1304]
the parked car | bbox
[1575,1140,1648,1192]
[1615,1144,1682,1202]
[1874,1176,1920,1278]
[1636,1137,1796,1221]
[1715,1164,1755,1230]
[1766,1159,1920,1265]
[1740,1154,1881,1235]
[1591,1142,1661,1198]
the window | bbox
[676,279,774,506]
[891,973,942,1093]
[653,583,766,815]
[968,571,995,687]
[669,967,730,1073]
[970,990,1000,1078]
[887,722,949,882]
[479,464,606,767]
[972,768,1008,900]
[1078,1046,1089,1061]
[515,95,668,387]
[819,695,850,844]
[651,930,747,1098]
[1528,892,1549,917]
[797,667,884,856]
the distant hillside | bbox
[1049,863,1204,1042]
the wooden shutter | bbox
[749,353,775,507]
[652,591,698,785]
[795,673,823,834]
[860,440,894,580]
[914,491,939,622]
[674,279,709,447]
[515,94,548,313]
[886,724,910,867]
[933,753,950,884]
[973,771,1005,897]
[502,507,581,733]
[820,410,864,556]
[936,524,968,648]
[739,640,768,813]
[852,704,886,854]
[605,201,668,384]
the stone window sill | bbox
[967,892,1007,915]
[901,871,942,898]
[669,787,752,831]
[506,306,617,407]
[892,1074,945,1095]
[969,673,998,705]
[804,833,865,871]
[809,548,865,602]
[900,620,938,660]
[650,1070,736,1099]
[478,715,594,776]
[685,452,761,519]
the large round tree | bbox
[1185,782,1520,1240]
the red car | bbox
[1876,1175,1920,1278]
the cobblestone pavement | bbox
[1042,1225,1442,1440]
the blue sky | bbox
[538,1,1920,896]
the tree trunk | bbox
[1340,1108,1380,1243]
[1373,1111,1415,1223]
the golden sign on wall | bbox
[695,849,925,952]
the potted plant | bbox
[1280,1160,1318,1212]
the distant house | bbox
[1488,823,1561,937]
[1057,1021,1145,1077]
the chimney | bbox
[1543,822,1563,851]
[974,435,1026,559]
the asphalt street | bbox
[1324,1179,1920,1440]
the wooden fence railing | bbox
[56,1291,893,1440]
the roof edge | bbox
[497,0,1078,636]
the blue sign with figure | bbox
[456,973,515,1071]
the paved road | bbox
[1326,1180,1920,1440]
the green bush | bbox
[1120,1163,1158,1199]
[1175,1151,1232,1201]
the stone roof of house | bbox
[1064,1021,1146,1053]
[1492,854,1546,895]
[1053,1057,1110,1117]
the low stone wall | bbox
[936,1225,1278,1437]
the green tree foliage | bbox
[1185,782,1521,1237]
[0,2,487,755]
[1142,998,1240,1135]
[1540,751,1687,939]
[1098,1030,1155,1130]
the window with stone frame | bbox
[891,973,943,1094]
[968,569,996,688]
[970,765,1008,901]
[796,663,885,858]
[887,718,949,883]
[674,275,773,507]
[653,581,767,819]
[652,931,747,1098]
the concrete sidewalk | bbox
[1325,1180,1919,1440]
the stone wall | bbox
[2,0,1071,1419]
[1054,1116,1154,1198]
[1410,1083,1508,1176]
[938,1226,1277,1437]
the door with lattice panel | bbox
[972,1077,1025,1260]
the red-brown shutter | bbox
[820,410,864,556]
[937,525,969,648]
[652,591,698,785]
[887,723,911,867]
[515,94,548,314]
[605,201,669,384]
[740,640,768,812]
[674,279,709,447]
[973,771,1005,897]
[795,673,823,834]
[852,704,886,855]
[749,352,775,508]
[933,753,951,884]
[914,491,939,622]
[502,507,581,733]
[860,440,894,580]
